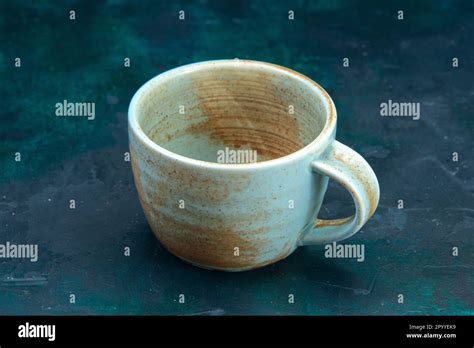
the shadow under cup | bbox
[134,62,329,164]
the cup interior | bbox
[133,61,329,164]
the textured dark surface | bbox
[0,0,473,315]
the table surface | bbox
[1,0,473,315]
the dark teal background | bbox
[0,0,473,314]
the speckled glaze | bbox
[128,60,380,271]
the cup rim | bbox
[128,59,337,171]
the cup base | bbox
[161,243,297,272]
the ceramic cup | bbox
[128,59,380,271]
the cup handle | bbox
[299,140,380,245]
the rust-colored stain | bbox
[148,210,261,269]
[130,138,284,269]
[130,147,149,216]
[315,216,353,228]
[147,209,295,270]
[263,62,336,125]
[134,155,290,269]
[187,69,303,161]
[332,146,378,219]
[138,61,332,165]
